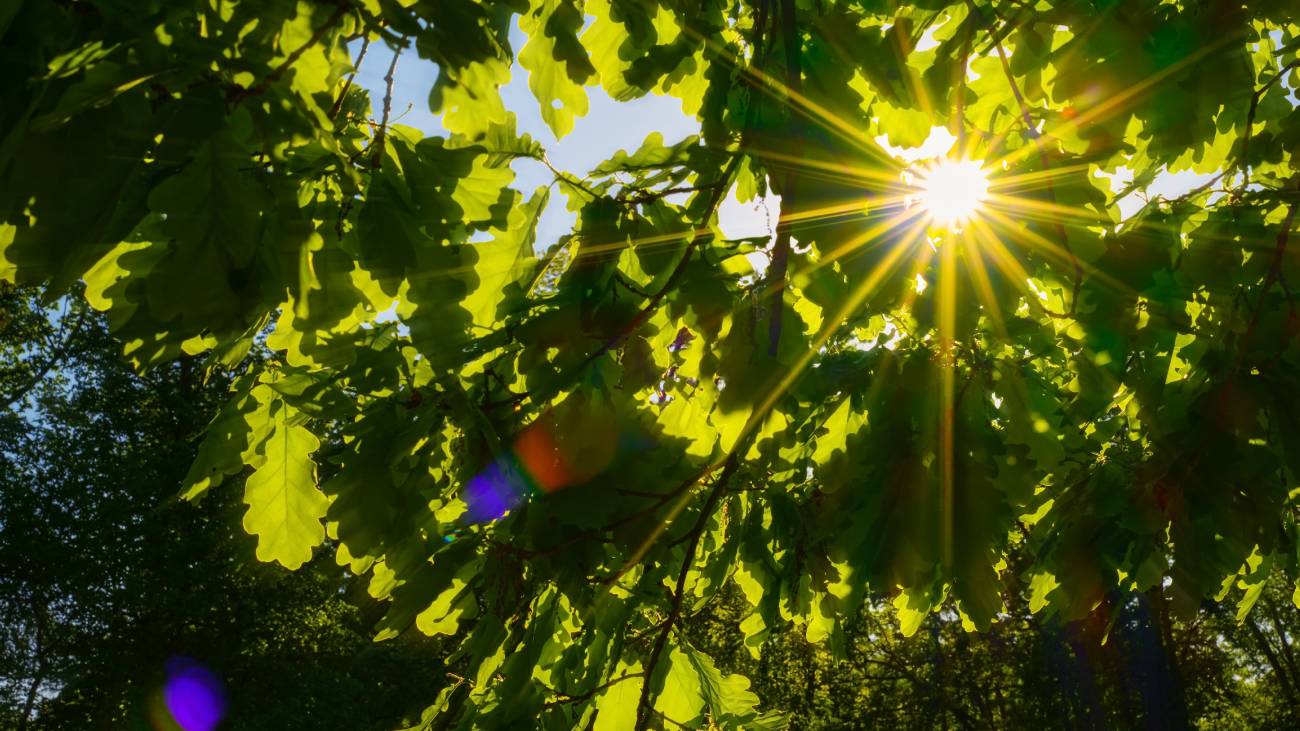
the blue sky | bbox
[349,30,778,255]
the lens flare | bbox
[155,657,225,731]
[917,159,989,227]
[463,408,629,524]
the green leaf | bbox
[241,387,327,570]
[519,0,595,138]
[683,645,776,729]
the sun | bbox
[916,159,989,228]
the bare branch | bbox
[329,35,370,119]
[369,46,401,169]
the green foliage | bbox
[3,1,1300,729]
[690,578,1300,730]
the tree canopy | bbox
[3,1,1300,728]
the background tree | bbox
[0,283,444,730]
[3,1,1300,729]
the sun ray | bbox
[794,204,929,279]
[749,145,908,189]
[984,192,1110,226]
[959,231,1011,343]
[748,215,932,434]
[937,228,958,570]
[989,164,1098,194]
[995,29,1240,172]
[978,208,1135,300]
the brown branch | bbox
[1244,613,1299,703]
[766,0,803,358]
[634,454,740,731]
[543,672,645,709]
[1240,59,1300,189]
[1240,192,1299,352]
[369,46,401,169]
[972,0,1082,318]
[233,2,350,102]
[329,35,369,119]
[564,155,743,378]
[953,16,974,148]
[17,600,50,731]
[619,181,727,206]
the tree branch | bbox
[1239,59,1300,189]
[619,181,726,206]
[634,454,740,731]
[1240,192,1299,351]
[565,155,743,378]
[1,303,86,411]
[329,35,370,119]
[541,153,602,199]
[233,1,350,103]
[543,672,645,709]
[766,0,803,357]
[972,0,1082,317]
[369,46,401,169]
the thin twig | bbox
[329,35,370,119]
[233,2,350,102]
[542,153,601,199]
[369,46,401,169]
[619,181,726,205]
[542,672,645,709]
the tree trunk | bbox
[1143,588,1190,730]
[17,600,50,731]
[1245,614,1298,703]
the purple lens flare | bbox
[162,657,226,731]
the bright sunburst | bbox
[917,159,989,228]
